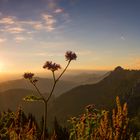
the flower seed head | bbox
[43,61,61,71]
[65,51,77,61]
[43,61,52,69]
[23,72,34,79]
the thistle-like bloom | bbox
[43,61,61,71]
[65,51,77,61]
[23,72,34,79]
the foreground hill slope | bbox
[49,66,140,123]
[0,88,49,121]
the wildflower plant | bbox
[7,107,39,140]
[23,51,77,140]
[69,97,130,140]
[68,104,103,140]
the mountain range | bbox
[48,66,140,125]
[0,67,139,128]
[0,72,106,97]
[0,72,106,121]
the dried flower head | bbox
[43,61,61,71]
[23,72,34,79]
[65,51,77,61]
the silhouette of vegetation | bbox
[23,51,77,139]
[50,117,69,140]
[0,97,139,139]
[69,97,133,140]
[0,107,40,140]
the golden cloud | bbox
[0,17,15,24]
[6,27,25,34]
[42,14,56,31]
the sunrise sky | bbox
[0,0,140,74]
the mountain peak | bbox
[114,66,124,72]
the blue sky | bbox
[0,0,140,73]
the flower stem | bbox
[46,60,71,102]
[32,82,46,102]
[56,60,71,82]
[30,81,47,140]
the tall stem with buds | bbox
[23,51,77,140]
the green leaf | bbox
[23,95,43,102]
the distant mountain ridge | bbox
[62,72,109,85]
[0,72,106,120]
[49,66,140,124]
[0,67,139,127]
[0,77,77,97]
[0,72,106,97]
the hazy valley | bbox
[0,67,140,130]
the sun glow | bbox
[0,62,4,72]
